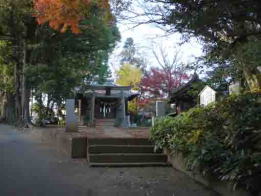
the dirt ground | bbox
[0,124,219,196]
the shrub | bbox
[134,114,152,127]
[150,92,261,194]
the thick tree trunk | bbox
[21,41,30,127]
[0,92,5,122]
[22,89,31,126]
[14,58,22,126]
[2,93,16,124]
[14,39,30,127]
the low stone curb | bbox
[165,149,252,196]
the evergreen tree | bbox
[0,0,120,125]
[120,37,146,70]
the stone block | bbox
[156,101,166,117]
[66,99,78,132]
[229,82,241,95]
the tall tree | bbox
[0,0,120,125]
[124,0,261,91]
[27,17,120,109]
[120,37,146,70]
[140,67,188,99]
[116,63,142,114]
[116,63,142,90]
[141,45,189,99]
[0,0,36,125]
[0,41,15,122]
[33,0,111,34]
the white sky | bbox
[109,22,204,79]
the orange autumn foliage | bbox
[33,0,110,34]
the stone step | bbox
[96,122,114,126]
[96,119,115,122]
[89,145,160,154]
[95,120,115,126]
[89,153,168,163]
[89,162,171,167]
[78,125,87,128]
[88,138,153,146]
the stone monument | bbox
[156,101,166,117]
[65,99,78,132]
[229,82,241,95]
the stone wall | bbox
[165,149,252,196]
[33,128,87,158]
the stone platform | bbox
[32,125,150,159]
[31,125,169,166]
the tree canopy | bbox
[0,0,120,125]
[116,63,142,90]
[123,0,261,91]
[141,67,188,99]
[33,0,111,34]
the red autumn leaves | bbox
[33,0,110,34]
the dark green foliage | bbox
[144,0,261,90]
[148,0,261,46]
[151,92,261,193]
[83,115,90,125]
[31,103,54,126]
[134,115,151,127]
[26,17,120,106]
[0,0,120,124]
[0,41,14,93]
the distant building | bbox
[169,74,203,115]
[199,85,216,106]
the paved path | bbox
[78,125,150,138]
[0,124,219,196]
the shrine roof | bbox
[87,80,131,90]
[170,74,201,100]
[87,85,131,90]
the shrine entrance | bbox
[76,81,138,127]
[94,98,118,119]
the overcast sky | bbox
[109,20,204,78]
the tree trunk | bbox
[0,92,4,118]
[14,57,22,126]
[21,40,30,127]
[3,93,16,124]
[14,39,30,127]
[243,67,261,92]
[0,92,5,122]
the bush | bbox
[150,92,261,194]
[134,114,152,127]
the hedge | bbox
[151,92,261,194]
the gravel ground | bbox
[0,124,219,196]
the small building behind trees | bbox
[169,74,204,115]
[199,85,216,106]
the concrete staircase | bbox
[87,138,170,167]
[95,119,115,127]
